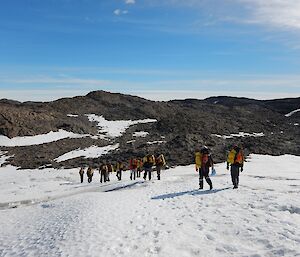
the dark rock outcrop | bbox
[0,91,299,169]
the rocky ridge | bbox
[0,91,299,169]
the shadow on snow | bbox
[151,187,231,200]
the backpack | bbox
[148,155,155,164]
[202,154,209,164]
[157,154,166,166]
[235,150,244,165]
[227,149,236,164]
[107,164,113,172]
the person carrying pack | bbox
[107,162,114,182]
[129,158,138,180]
[195,146,213,190]
[79,166,85,183]
[87,166,94,183]
[155,154,166,180]
[116,161,124,181]
[143,154,155,180]
[100,163,108,183]
[136,158,143,178]
[227,145,244,189]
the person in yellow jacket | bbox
[99,163,108,183]
[136,158,143,178]
[143,154,155,180]
[87,166,94,183]
[195,146,213,190]
[227,145,244,189]
[155,154,166,180]
[115,161,124,181]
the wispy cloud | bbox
[125,0,136,4]
[237,0,300,31]
[113,9,129,16]
[161,0,300,32]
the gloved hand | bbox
[226,163,229,170]
[241,167,243,172]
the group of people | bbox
[195,144,244,190]
[79,145,244,190]
[78,153,167,184]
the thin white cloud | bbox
[113,9,121,16]
[166,0,300,32]
[113,9,129,16]
[125,0,136,4]
[237,0,300,30]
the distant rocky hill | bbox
[0,91,299,169]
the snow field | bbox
[0,154,299,257]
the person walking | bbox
[195,146,213,190]
[100,163,108,183]
[129,158,138,180]
[107,162,114,182]
[155,154,166,180]
[79,166,85,183]
[87,166,94,183]
[116,161,124,181]
[143,154,155,180]
[227,145,244,189]
[136,158,143,178]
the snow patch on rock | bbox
[67,114,79,117]
[212,132,265,139]
[0,129,90,147]
[55,144,119,163]
[147,140,166,145]
[285,109,300,117]
[86,114,156,139]
[133,131,149,137]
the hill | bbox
[0,91,299,169]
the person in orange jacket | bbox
[129,158,138,180]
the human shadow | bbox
[151,187,231,200]
[104,181,145,192]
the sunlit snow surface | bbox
[0,154,299,257]
[86,114,156,139]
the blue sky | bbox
[0,0,300,101]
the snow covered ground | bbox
[0,154,299,257]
